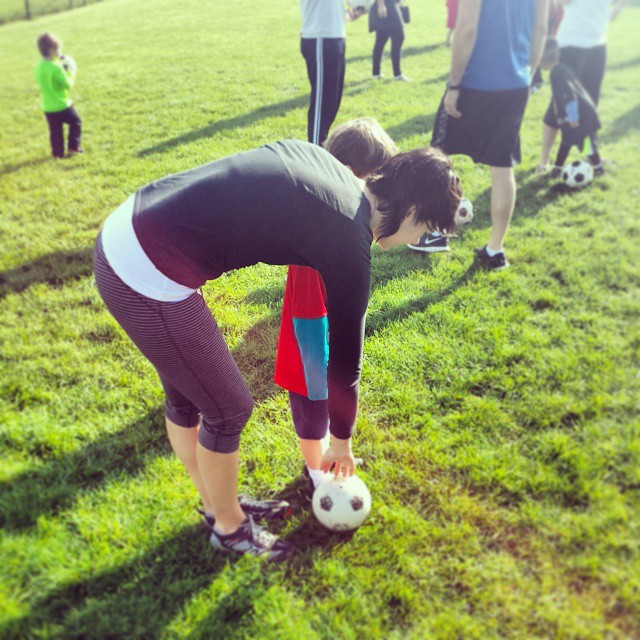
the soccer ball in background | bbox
[454,197,474,226]
[60,54,77,75]
[312,474,372,531]
[562,160,594,189]
[345,0,375,11]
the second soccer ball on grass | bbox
[454,197,474,226]
[562,160,594,189]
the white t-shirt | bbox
[300,0,346,38]
[101,195,196,302]
[557,0,613,48]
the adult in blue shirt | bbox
[410,0,549,269]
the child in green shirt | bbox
[34,32,83,158]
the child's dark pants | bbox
[555,135,601,168]
[45,106,82,158]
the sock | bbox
[485,245,502,257]
[307,467,327,488]
[430,230,441,238]
[213,517,248,538]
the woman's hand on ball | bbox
[321,437,356,477]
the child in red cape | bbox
[274,118,398,497]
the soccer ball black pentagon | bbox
[562,160,594,189]
[312,475,372,531]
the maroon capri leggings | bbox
[93,233,253,453]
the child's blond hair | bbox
[37,33,62,58]
[324,118,398,178]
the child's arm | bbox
[54,62,75,90]
[289,266,329,401]
[550,65,578,126]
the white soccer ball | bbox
[562,160,593,189]
[312,474,372,531]
[60,54,77,75]
[345,0,375,11]
[454,197,474,226]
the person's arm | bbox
[289,266,330,401]
[54,63,74,90]
[318,257,370,477]
[530,0,551,71]
[551,65,578,126]
[610,0,630,21]
[346,4,367,21]
[444,0,482,118]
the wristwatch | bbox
[446,81,461,90]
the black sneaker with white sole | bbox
[475,246,509,271]
[407,233,450,253]
[197,495,291,529]
[209,516,296,562]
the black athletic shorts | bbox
[431,86,530,168]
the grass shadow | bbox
[231,312,282,403]
[0,408,168,531]
[456,168,581,235]
[0,524,234,639]
[386,112,436,143]
[242,281,285,307]
[366,259,482,335]
[0,247,94,300]
[137,81,371,157]
[600,103,640,144]
[607,55,640,71]
[424,71,449,87]
[345,42,443,65]
[0,155,52,176]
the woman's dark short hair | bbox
[365,147,462,238]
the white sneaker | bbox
[372,74,384,80]
[394,74,413,82]
[535,163,550,175]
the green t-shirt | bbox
[34,59,74,113]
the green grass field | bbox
[1,0,639,638]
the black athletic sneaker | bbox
[407,233,450,253]
[197,495,291,529]
[209,517,296,562]
[475,246,509,271]
[551,166,562,179]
